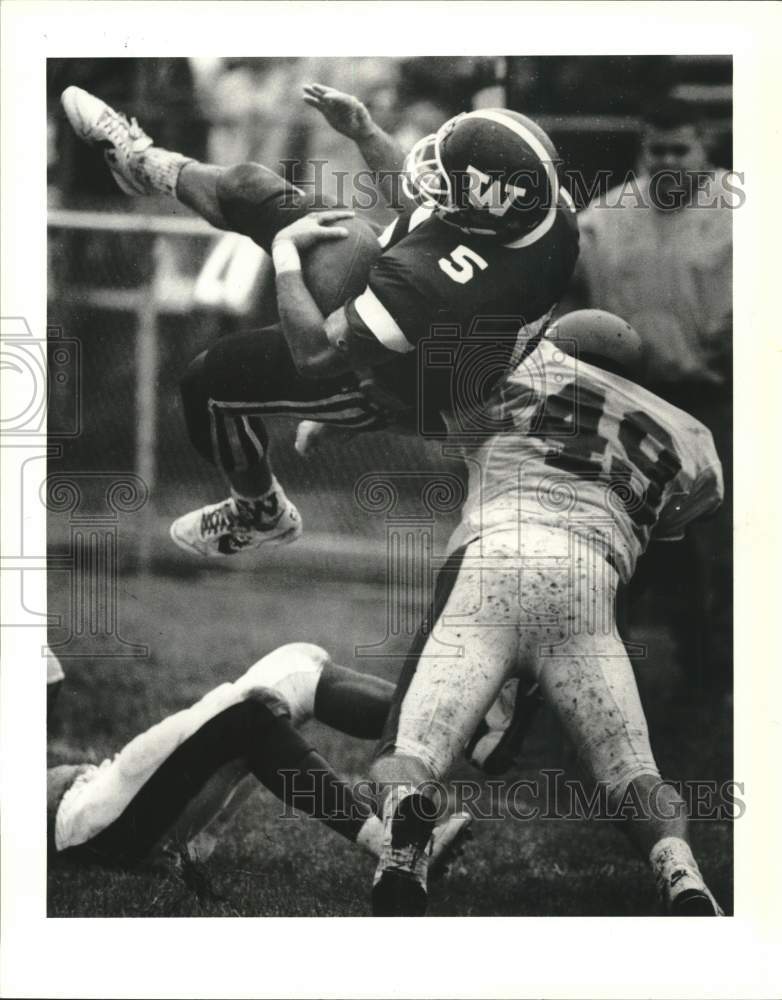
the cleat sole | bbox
[671,888,722,916]
[372,870,428,917]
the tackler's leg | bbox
[517,523,723,915]
[368,542,522,915]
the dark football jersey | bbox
[344,196,579,423]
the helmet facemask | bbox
[402,116,460,215]
[403,115,503,235]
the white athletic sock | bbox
[136,147,194,198]
[649,836,701,890]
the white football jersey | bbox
[447,338,724,582]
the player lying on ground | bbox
[61,84,578,557]
[362,310,726,916]
[48,643,480,877]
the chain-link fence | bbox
[47,212,464,574]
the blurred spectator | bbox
[528,56,673,114]
[397,56,500,117]
[392,99,451,161]
[572,101,731,385]
[565,98,732,698]
[190,57,304,168]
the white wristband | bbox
[272,239,301,275]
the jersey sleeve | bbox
[654,428,724,541]
[343,254,440,354]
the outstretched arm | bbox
[302,83,416,213]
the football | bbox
[301,215,382,315]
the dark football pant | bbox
[61,698,373,869]
[216,161,330,254]
[181,327,384,476]
[181,163,385,475]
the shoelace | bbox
[200,503,237,537]
[97,109,134,148]
[98,109,147,151]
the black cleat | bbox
[371,792,435,917]
[670,887,724,916]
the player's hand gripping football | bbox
[302,83,375,140]
[273,210,354,251]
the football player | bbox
[48,642,476,879]
[60,85,578,557]
[365,309,726,917]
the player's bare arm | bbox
[302,82,415,212]
[272,211,399,377]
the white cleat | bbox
[60,85,155,195]
[169,494,302,558]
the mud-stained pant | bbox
[375,524,660,801]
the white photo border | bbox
[1,2,780,998]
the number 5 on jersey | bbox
[439,245,489,284]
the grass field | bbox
[47,560,733,918]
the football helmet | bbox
[546,309,643,373]
[403,108,561,245]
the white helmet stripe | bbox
[458,109,560,250]
[459,109,559,197]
